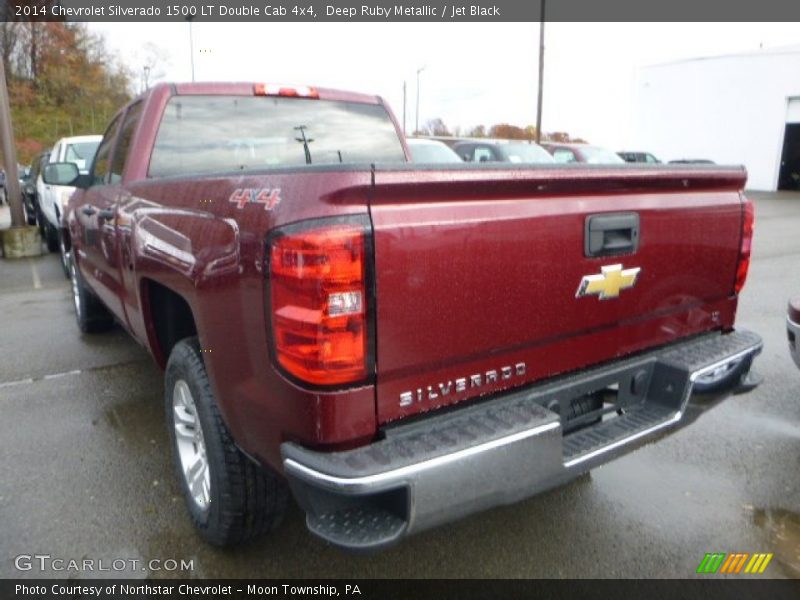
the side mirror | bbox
[43,162,80,186]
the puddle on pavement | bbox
[749,507,800,578]
[591,454,740,529]
[744,415,800,441]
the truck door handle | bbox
[585,213,640,257]
[82,206,97,216]
[97,208,115,220]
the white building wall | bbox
[634,48,800,190]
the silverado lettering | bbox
[399,362,527,407]
[48,81,761,552]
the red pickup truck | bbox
[43,82,762,551]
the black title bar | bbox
[4,0,800,22]
[3,579,800,600]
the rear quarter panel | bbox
[122,168,378,470]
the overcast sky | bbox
[90,22,799,149]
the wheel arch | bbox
[140,278,199,369]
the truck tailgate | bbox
[369,165,747,424]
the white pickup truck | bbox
[41,135,101,273]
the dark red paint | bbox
[65,82,750,474]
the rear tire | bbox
[44,221,59,253]
[166,337,288,546]
[69,255,114,333]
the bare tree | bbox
[422,117,451,137]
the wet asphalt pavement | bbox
[0,192,798,580]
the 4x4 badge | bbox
[576,264,641,300]
[228,188,281,211]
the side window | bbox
[645,153,658,164]
[110,101,144,185]
[92,115,123,186]
[553,148,577,163]
[473,146,494,162]
[456,145,474,161]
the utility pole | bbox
[535,1,545,144]
[187,17,196,82]
[0,58,24,227]
[415,65,426,135]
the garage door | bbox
[788,97,800,124]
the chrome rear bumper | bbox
[282,330,762,551]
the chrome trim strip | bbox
[284,420,561,492]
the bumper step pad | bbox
[562,403,675,463]
[307,506,407,550]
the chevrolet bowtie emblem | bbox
[576,264,641,300]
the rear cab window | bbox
[148,95,407,178]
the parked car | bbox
[452,139,554,164]
[618,151,661,164]
[789,297,800,369]
[406,138,463,163]
[543,142,626,164]
[22,152,50,228]
[45,81,762,551]
[41,135,101,274]
[0,165,31,205]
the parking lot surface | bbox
[0,192,798,579]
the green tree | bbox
[1,21,132,164]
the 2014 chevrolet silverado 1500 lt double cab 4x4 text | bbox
[42,82,762,551]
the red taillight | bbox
[254,83,319,98]
[734,198,755,295]
[269,220,370,387]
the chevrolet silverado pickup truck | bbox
[42,82,762,551]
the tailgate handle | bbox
[585,213,639,257]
